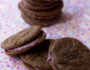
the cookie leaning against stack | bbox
[18,0,63,26]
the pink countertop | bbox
[0,0,90,70]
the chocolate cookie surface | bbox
[5,31,46,55]
[21,13,60,26]
[21,0,63,11]
[23,62,35,70]
[48,37,90,70]
[18,0,63,26]
[25,0,60,3]
[18,2,62,17]
[21,40,53,70]
[1,26,46,55]
[1,25,41,50]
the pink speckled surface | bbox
[0,0,90,70]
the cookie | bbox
[25,0,59,6]
[23,62,35,70]
[25,0,59,4]
[21,13,60,26]
[1,25,46,55]
[21,39,53,70]
[18,0,63,26]
[48,37,90,70]
[21,0,63,11]
[18,1,62,17]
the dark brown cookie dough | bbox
[21,40,53,70]
[1,25,46,55]
[48,37,90,70]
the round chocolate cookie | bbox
[21,13,60,26]
[25,0,60,4]
[1,25,46,55]
[18,2,62,17]
[25,0,60,6]
[18,0,63,26]
[48,37,90,70]
[21,40,53,70]
[21,0,63,11]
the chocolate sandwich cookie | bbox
[21,9,61,20]
[48,37,90,70]
[21,40,53,70]
[1,25,46,55]
[18,1,62,17]
[26,0,60,3]
[21,13,60,26]
[21,0,63,11]
[25,0,60,6]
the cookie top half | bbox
[1,25,41,50]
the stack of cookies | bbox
[1,25,90,70]
[18,0,63,26]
